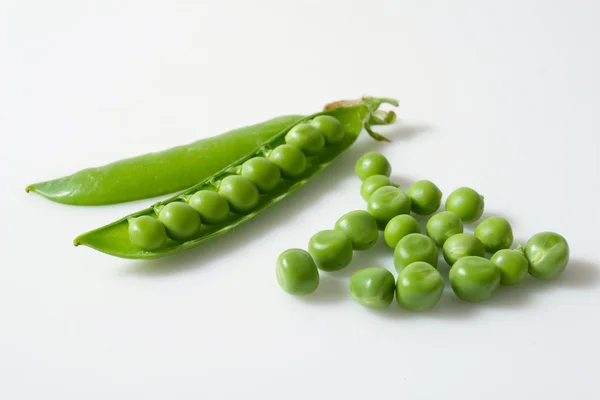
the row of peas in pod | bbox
[276,151,570,312]
[127,116,346,250]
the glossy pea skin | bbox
[394,233,438,273]
[490,249,529,285]
[475,216,514,253]
[158,202,202,241]
[367,186,411,229]
[406,180,442,216]
[268,144,307,178]
[241,157,281,193]
[285,123,325,155]
[334,210,379,251]
[218,175,260,213]
[310,115,344,144]
[355,152,392,181]
[128,215,167,250]
[396,262,445,311]
[360,174,395,202]
[276,249,319,295]
[426,211,464,247]
[524,232,570,280]
[445,187,485,223]
[188,190,230,224]
[308,230,353,272]
[449,256,501,302]
[384,214,421,249]
[442,233,485,266]
[349,267,396,309]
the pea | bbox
[349,267,396,309]
[490,249,528,285]
[276,248,319,295]
[158,201,202,241]
[367,186,411,229]
[188,190,230,224]
[425,211,463,247]
[442,233,485,266]
[308,229,353,272]
[475,216,513,253]
[285,123,325,155]
[240,157,281,193]
[128,215,167,250]
[524,232,570,280]
[394,233,438,273]
[396,262,444,311]
[406,180,442,216]
[310,115,344,144]
[445,187,484,223]
[360,174,395,202]
[268,144,307,178]
[218,175,260,213]
[334,210,379,251]
[383,214,421,249]
[355,151,392,181]
[449,256,501,302]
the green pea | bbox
[425,211,464,247]
[445,187,485,223]
[240,157,281,193]
[354,151,391,181]
[188,190,230,224]
[396,262,444,311]
[285,123,325,155]
[406,180,442,216]
[276,248,319,295]
[218,175,259,213]
[334,210,379,251]
[394,233,438,273]
[475,216,514,253]
[268,144,307,178]
[360,174,396,202]
[449,256,501,302]
[158,202,202,241]
[524,232,570,280]
[383,214,421,249]
[367,186,411,229]
[442,233,485,266]
[349,267,396,309]
[308,229,353,272]
[128,215,167,250]
[490,249,528,285]
[310,115,344,144]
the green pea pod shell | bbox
[74,96,398,259]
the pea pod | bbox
[74,96,398,259]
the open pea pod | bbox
[74,96,398,259]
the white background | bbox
[2,1,600,399]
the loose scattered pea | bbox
[367,186,411,229]
[308,229,353,272]
[334,210,379,251]
[490,249,529,285]
[218,175,260,213]
[394,233,438,273]
[442,233,485,266]
[310,115,344,144]
[384,214,421,249]
[128,215,167,250]
[276,248,320,295]
[241,157,281,193]
[524,231,570,280]
[158,201,202,241]
[188,190,230,224]
[406,180,442,216]
[449,256,501,302]
[268,144,307,178]
[396,261,444,311]
[354,151,391,181]
[360,174,396,202]
[285,123,325,155]
[475,216,513,253]
[425,211,464,247]
[445,187,485,223]
[349,267,396,309]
